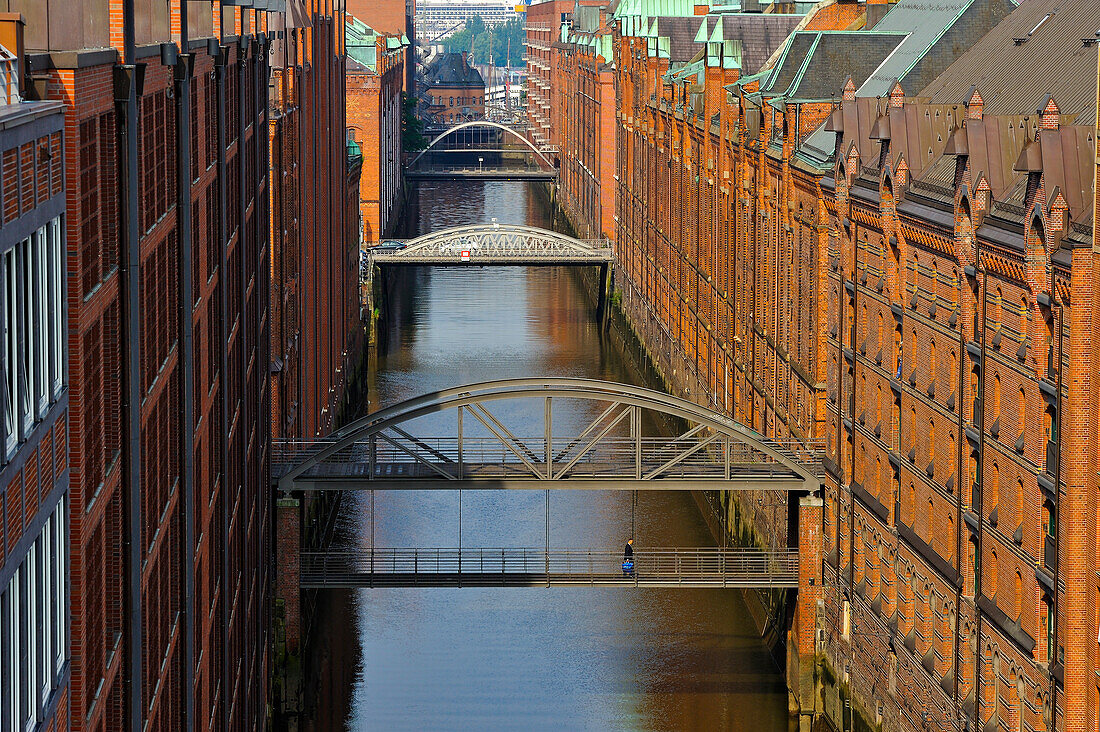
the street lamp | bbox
[478,156,483,172]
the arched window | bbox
[929,419,936,469]
[1016,478,1025,532]
[992,286,1003,332]
[1014,570,1023,619]
[988,548,998,598]
[877,312,884,353]
[966,537,978,597]
[989,461,999,513]
[1018,388,1027,440]
[1042,596,1054,663]
[930,339,937,386]
[992,372,1002,424]
[931,260,939,315]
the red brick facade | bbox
[524,0,572,153]
[0,13,69,726]
[3,1,358,729]
[555,2,616,240]
[577,1,1100,730]
[346,22,406,242]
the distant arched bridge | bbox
[366,224,612,266]
[407,121,558,180]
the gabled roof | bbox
[703,12,806,73]
[424,52,485,88]
[918,0,1100,124]
[857,0,1016,98]
[761,31,905,101]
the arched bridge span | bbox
[407,120,557,169]
[367,224,613,265]
[273,378,823,492]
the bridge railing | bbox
[300,547,799,587]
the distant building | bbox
[422,52,486,124]
[416,0,517,43]
[523,0,572,152]
[347,18,408,241]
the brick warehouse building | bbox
[421,51,485,125]
[0,0,358,730]
[0,12,69,732]
[542,0,1100,728]
[524,0,572,153]
[346,17,407,242]
[554,1,616,240]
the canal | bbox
[304,179,791,730]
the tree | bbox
[401,93,428,151]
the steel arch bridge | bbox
[366,224,613,266]
[272,378,823,492]
[407,120,557,169]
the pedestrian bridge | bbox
[300,546,799,589]
[408,120,558,170]
[365,224,613,266]
[272,378,822,493]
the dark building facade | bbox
[0,13,70,732]
[0,0,346,729]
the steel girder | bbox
[274,378,823,492]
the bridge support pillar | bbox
[788,492,824,729]
[595,263,610,324]
[276,495,303,655]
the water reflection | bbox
[305,181,789,731]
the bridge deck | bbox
[301,547,799,589]
[406,168,557,181]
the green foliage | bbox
[401,93,428,151]
[443,16,526,67]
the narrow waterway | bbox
[304,180,791,731]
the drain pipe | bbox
[212,31,231,732]
[114,0,144,727]
[174,0,196,727]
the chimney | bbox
[462,51,469,67]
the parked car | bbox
[375,240,407,251]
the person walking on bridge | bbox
[622,539,635,577]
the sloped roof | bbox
[424,52,485,88]
[656,16,709,62]
[857,0,1016,98]
[761,31,905,100]
[347,16,380,70]
[707,13,807,73]
[918,0,1100,124]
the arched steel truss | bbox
[273,379,823,492]
[407,120,557,169]
[367,224,613,265]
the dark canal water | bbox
[304,180,790,731]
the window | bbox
[0,501,66,732]
[1,217,65,463]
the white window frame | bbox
[47,220,63,399]
[33,227,48,419]
[2,248,15,460]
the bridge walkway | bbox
[300,547,799,589]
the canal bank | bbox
[548,180,826,731]
[298,177,796,730]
